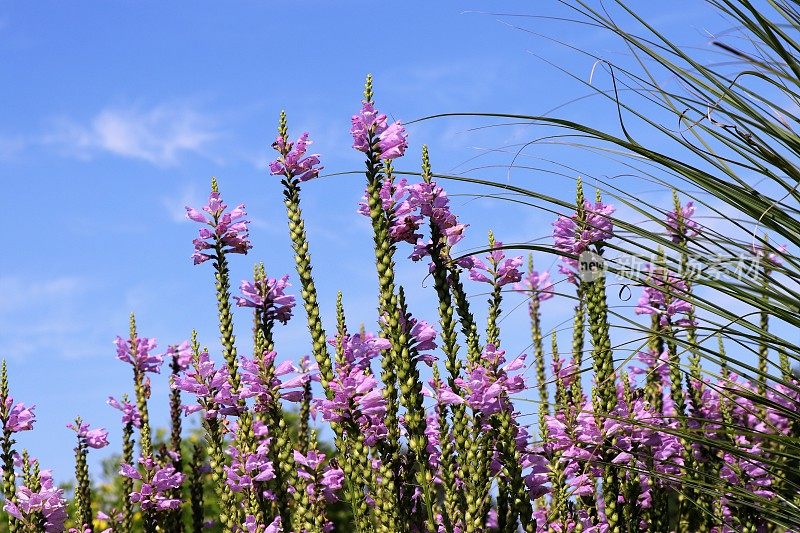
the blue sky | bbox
[1,1,773,482]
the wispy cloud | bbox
[160,183,204,223]
[0,276,84,315]
[0,276,113,361]
[45,103,219,166]
[0,135,27,160]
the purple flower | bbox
[378,122,408,160]
[3,470,68,532]
[635,266,694,327]
[120,456,185,512]
[166,341,192,372]
[753,243,788,267]
[513,269,554,301]
[320,465,345,503]
[236,275,296,325]
[553,200,616,255]
[225,441,275,493]
[407,317,438,366]
[186,189,251,264]
[327,331,390,372]
[317,369,388,446]
[172,351,242,418]
[629,349,669,384]
[269,133,323,182]
[239,351,305,408]
[452,345,527,416]
[666,201,700,243]
[407,182,469,260]
[3,397,36,433]
[114,335,163,374]
[351,101,408,160]
[294,449,344,508]
[468,242,523,287]
[423,380,465,407]
[358,177,423,244]
[245,515,283,533]
[107,396,142,428]
[68,421,110,449]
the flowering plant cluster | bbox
[2,77,797,533]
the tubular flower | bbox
[468,241,523,287]
[236,275,296,325]
[3,397,36,432]
[406,316,438,366]
[67,421,110,449]
[294,449,345,503]
[269,132,323,182]
[666,201,700,243]
[107,396,142,428]
[351,100,408,160]
[753,243,788,267]
[239,351,307,407]
[172,351,242,418]
[114,335,163,374]
[165,341,193,372]
[245,516,282,533]
[513,269,554,300]
[449,344,528,417]
[119,456,185,511]
[553,200,616,255]
[635,266,695,327]
[358,177,423,244]
[327,331,390,372]
[225,440,276,493]
[629,349,669,383]
[279,354,319,403]
[3,470,68,533]
[185,189,251,264]
[317,369,388,446]
[407,181,470,260]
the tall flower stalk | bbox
[68,418,109,531]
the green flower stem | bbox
[645,316,665,416]
[206,416,236,533]
[485,231,503,348]
[434,369,460,532]
[299,378,312,454]
[189,334,235,533]
[527,265,549,416]
[249,267,299,525]
[73,418,93,531]
[129,314,152,460]
[363,154,401,458]
[585,269,620,533]
[395,288,436,531]
[281,174,334,393]
[168,350,185,533]
[189,444,205,533]
[545,346,569,529]
[421,154,472,526]
[450,269,482,366]
[338,435,372,533]
[0,362,19,533]
[496,411,535,533]
[120,395,135,532]
[463,429,492,533]
[569,284,586,406]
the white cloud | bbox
[0,136,27,160]
[160,183,204,224]
[46,103,219,166]
[0,276,84,314]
